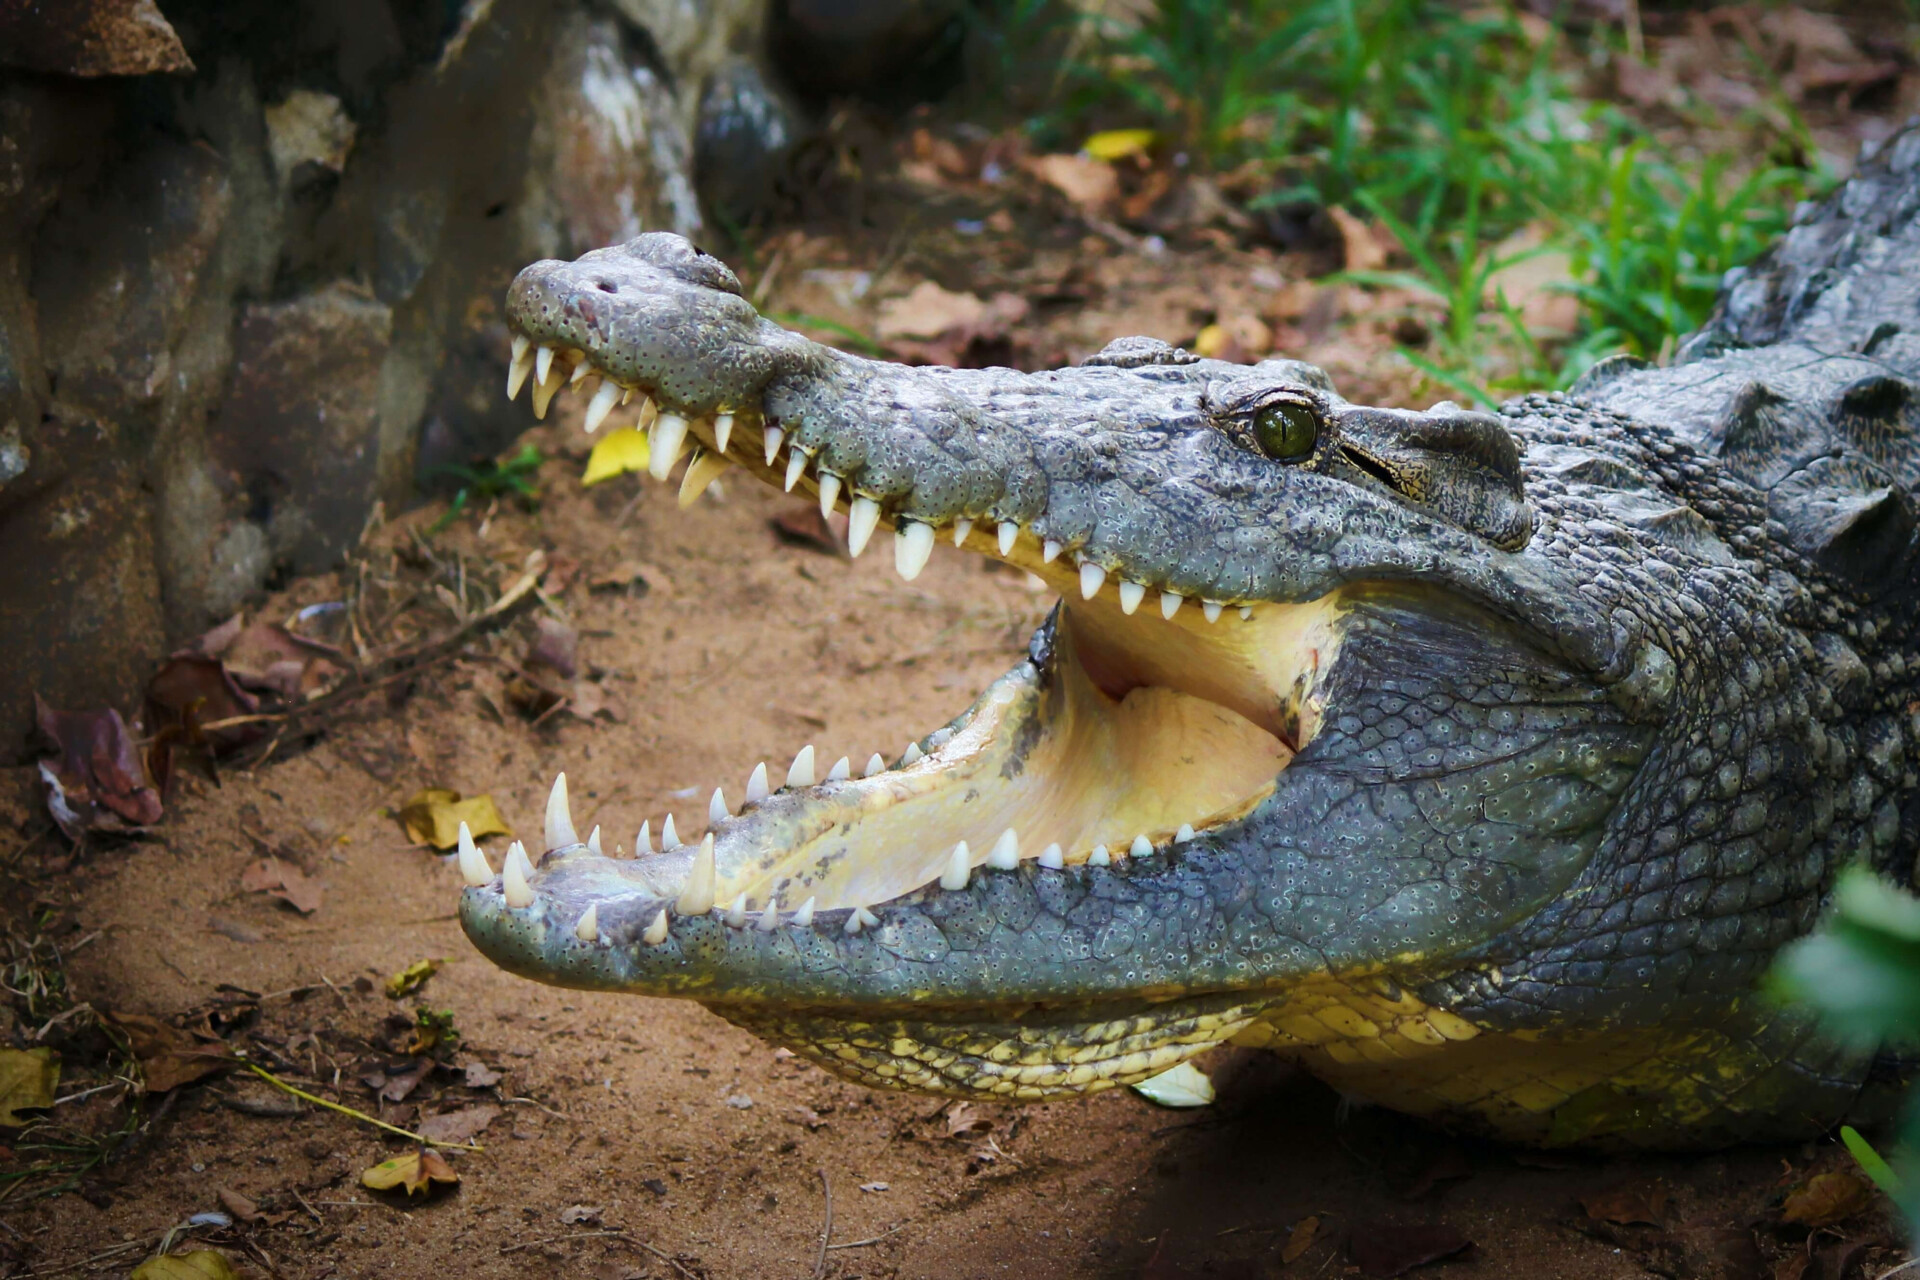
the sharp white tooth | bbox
[863,753,885,778]
[764,425,786,467]
[1078,560,1105,599]
[714,413,734,454]
[939,841,971,891]
[535,344,555,386]
[636,820,653,855]
[676,834,716,915]
[507,335,533,399]
[1161,591,1184,619]
[1042,539,1062,563]
[531,361,564,419]
[1202,601,1223,623]
[503,842,535,908]
[709,788,729,824]
[902,742,924,766]
[587,826,603,855]
[1088,844,1110,867]
[986,828,1019,870]
[784,448,808,492]
[648,413,690,481]
[1175,823,1196,843]
[827,756,850,782]
[847,497,881,558]
[895,521,934,580]
[817,471,841,518]
[745,762,770,804]
[635,393,656,426]
[725,893,747,928]
[583,378,621,434]
[757,896,781,932]
[575,903,599,941]
[843,906,879,935]
[457,822,493,886]
[786,745,815,788]
[791,897,816,928]
[952,518,972,548]
[642,908,669,946]
[545,773,578,852]
[1038,843,1064,870]
[1239,605,1254,620]
[661,814,681,850]
[1129,833,1153,857]
[1118,581,1145,614]
[843,912,864,935]
[569,359,593,386]
[678,449,732,507]
[997,522,1018,556]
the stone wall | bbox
[0,0,794,759]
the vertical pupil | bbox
[1260,404,1315,459]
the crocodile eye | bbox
[1252,401,1319,462]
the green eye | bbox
[1253,401,1319,461]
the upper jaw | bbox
[504,236,1611,666]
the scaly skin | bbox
[459,128,1920,1148]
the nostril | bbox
[595,280,618,293]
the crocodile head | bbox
[459,233,1759,1118]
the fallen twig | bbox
[828,1222,911,1251]
[237,1059,482,1151]
[814,1167,833,1280]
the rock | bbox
[770,0,964,101]
[695,56,802,230]
[263,89,356,185]
[208,285,395,575]
[0,0,194,78]
[526,11,702,254]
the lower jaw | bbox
[723,989,1277,1100]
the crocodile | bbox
[457,126,1920,1149]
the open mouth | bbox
[475,334,1351,928]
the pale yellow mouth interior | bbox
[708,587,1352,913]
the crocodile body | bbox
[457,127,1920,1148]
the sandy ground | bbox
[5,399,1909,1279]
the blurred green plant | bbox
[426,443,544,534]
[1770,868,1920,1245]
[984,0,1825,395]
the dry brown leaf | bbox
[1021,153,1118,209]
[1581,1181,1670,1227]
[416,1103,499,1145]
[0,1049,58,1126]
[362,1147,460,1197]
[876,281,992,342]
[1282,1214,1320,1264]
[33,697,164,839]
[397,789,509,850]
[1346,1222,1473,1278]
[1779,1169,1875,1226]
[1326,205,1388,273]
[105,1012,231,1093]
[238,856,323,915]
[216,1187,261,1223]
[944,1101,994,1139]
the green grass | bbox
[979,0,1827,395]
[1771,868,1920,1246]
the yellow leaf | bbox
[385,958,443,999]
[582,426,651,486]
[398,788,509,850]
[362,1148,461,1197]
[0,1048,58,1126]
[1780,1169,1876,1226]
[1131,1060,1214,1108]
[1191,324,1230,359]
[1082,128,1156,161]
[131,1251,241,1280]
